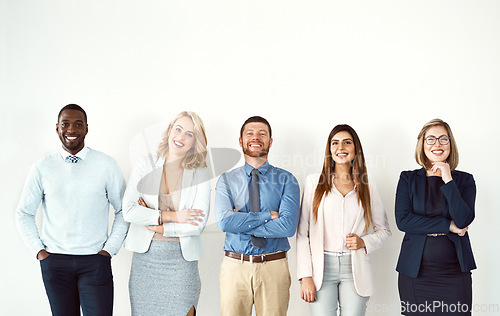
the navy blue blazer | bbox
[395,168,476,278]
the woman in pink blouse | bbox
[296,124,391,316]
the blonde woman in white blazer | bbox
[123,112,210,316]
[296,124,391,316]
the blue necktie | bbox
[66,155,81,163]
[249,169,265,248]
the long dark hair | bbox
[312,124,372,232]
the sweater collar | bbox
[60,146,89,161]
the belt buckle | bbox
[249,254,265,263]
[429,233,438,237]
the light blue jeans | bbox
[309,254,369,316]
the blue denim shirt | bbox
[215,161,300,255]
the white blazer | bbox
[296,173,391,297]
[122,154,211,261]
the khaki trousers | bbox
[219,256,291,316]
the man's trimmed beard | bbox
[242,142,270,158]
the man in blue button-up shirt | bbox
[215,116,300,316]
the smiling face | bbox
[330,131,356,166]
[56,109,88,155]
[239,122,273,158]
[423,125,450,164]
[168,115,196,158]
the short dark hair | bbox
[58,104,87,122]
[240,116,272,138]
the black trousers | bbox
[40,253,113,316]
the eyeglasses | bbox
[425,136,451,145]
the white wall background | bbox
[2,1,499,315]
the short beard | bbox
[243,146,269,158]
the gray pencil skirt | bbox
[129,241,201,316]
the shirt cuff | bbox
[260,211,272,223]
[102,245,117,257]
[30,242,46,259]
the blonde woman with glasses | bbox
[122,111,210,316]
[396,119,476,316]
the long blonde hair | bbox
[156,111,208,169]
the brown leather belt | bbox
[225,251,286,263]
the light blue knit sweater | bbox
[16,147,129,257]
